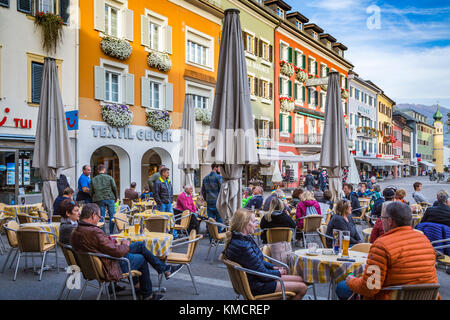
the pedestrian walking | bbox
[201,163,223,231]
[304,170,315,191]
[90,164,118,234]
[76,164,92,203]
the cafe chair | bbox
[316,226,333,248]
[114,212,132,233]
[412,215,422,228]
[295,215,323,248]
[264,227,294,244]
[383,283,440,300]
[14,228,59,281]
[161,230,203,295]
[57,242,81,300]
[205,218,229,262]
[122,198,134,209]
[16,213,45,224]
[431,239,450,273]
[419,202,432,212]
[1,220,20,273]
[174,210,193,237]
[144,216,168,233]
[351,205,371,224]
[362,228,373,243]
[350,243,371,253]
[76,252,141,300]
[0,217,9,255]
[220,254,296,300]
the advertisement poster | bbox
[23,160,30,186]
[6,163,15,185]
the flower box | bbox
[295,68,308,82]
[148,51,172,72]
[341,88,349,99]
[146,109,172,132]
[101,104,133,128]
[194,108,212,125]
[280,97,295,112]
[100,36,132,61]
[280,60,294,77]
[34,12,64,54]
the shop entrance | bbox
[90,146,121,197]
[141,149,162,191]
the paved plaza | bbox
[0,175,448,300]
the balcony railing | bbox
[294,133,322,145]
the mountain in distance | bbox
[395,103,450,146]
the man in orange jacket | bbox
[336,201,439,300]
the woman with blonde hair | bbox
[223,208,307,300]
[259,198,296,244]
[296,190,321,230]
[395,189,409,205]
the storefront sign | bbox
[65,111,79,131]
[0,107,32,129]
[91,125,173,142]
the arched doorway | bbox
[141,148,173,191]
[90,146,130,198]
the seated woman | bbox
[223,208,307,300]
[289,187,303,211]
[140,186,153,201]
[59,199,81,245]
[325,200,361,248]
[395,189,409,205]
[296,190,321,230]
[260,198,296,244]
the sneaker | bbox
[165,264,183,280]
[142,293,164,300]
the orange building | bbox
[76,0,222,196]
[265,1,353,187]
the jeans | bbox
[207,205,223,233]
[157,203,173,214]
[336,280,355,300]
[97,199,116,234]
[119,242,170,298]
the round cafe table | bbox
[294,248,367,300]
[113,230,173,258]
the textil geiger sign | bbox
[91,125,174,142]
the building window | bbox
[260,40,270,61]
[185,27,214,71]
[296,21,302,30]
[31,62,44,104]
[187,40,207,66]
[149,81,161,109]
[245,33,254,54]
[193,95,208,109]
[248,75,254,96]
[260,79,269,99]
[105,4,120,37]
[37,0,54,13]
[27,53,62,106]
[276,7,284,19]
[312,31,318,40]
[149,22,160,51]
[105,70,121,103]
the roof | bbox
[286,11,309,23]
[304,23,324,33]
[264,0,291,11]
[319,33,337,43]
[333,42,348,51]
[433,106,443,121]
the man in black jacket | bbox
[371,188,395,219]
[153,168,173,213]
[421,191,450,227]
[342,183,361,218]
[304,170,315,191]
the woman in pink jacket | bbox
[296,190,321,229]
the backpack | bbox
[305,205,318,216]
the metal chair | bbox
[296,215,323,248]
[384,283,440,300]
[113,212,131,233]
[316,225,333,248]
[264,227,294,244]
[174,210,193,237]
[57,242,80,300]
[144,216,168,233]
[14,228,59,281]
[16,213,45,224]
[122,198,133,210]
[431,239,450,273]
[162,230,203,295]
[350,243,371,253]
[205,218,229,261]
[1,220,20,273]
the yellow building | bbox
[433,106,444,172]
[376,91,396,158]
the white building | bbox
[0,0,76,204]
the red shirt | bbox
[369,218,384,243]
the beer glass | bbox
[123,226,128,237]
[134,218,140,235]
[341,231,350,257]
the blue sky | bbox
[288,0,450,107]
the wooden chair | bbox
[265,227,294,244]
[350,243,371,253]
[174,210,193,237]
[220,255,296,300]
[205,218,228,261]
[1,220,20,273]
[296,215,323,248]
[144,216,168,233]
[352,203,370,224]
[324,209,334,225]
[384,283,440,300]
[76,252,141,300]
[0,216,9,254]
[14,228,59,281]
[163,230,203,294]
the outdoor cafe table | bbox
[3,204,40,218]
[113,230,173,258]
[134,210,175,230]
[294,248,368,299]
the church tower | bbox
[433,105,444,172]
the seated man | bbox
[140,186,152,201]
[421,191,450,227]
[70,203,182,300]
[356,183,373,198]
[342,183,361,218]
[245,186,264,210]
[53,187,74,216]
[337,201,439,300]
[412,182,429,204]
[124,182,140,201]
[176,185,200,232]
[242,187,253,208]
[372,188,395,218]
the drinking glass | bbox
[134,218,140,235]
[332,229,341,255]
[341,231,350,257]
[307,242,318,254]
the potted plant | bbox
[195,108,212,125]
[295,67,308,82]
[100,36,132,60]
[280,60,294,77]
[280,97,295,112]
[147,51,172,72]
[101,104,133,128]
[34,11,64,54]
[341,88,349,99]
[146,109,172,132]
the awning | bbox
[258,149,320,163]
[355,157,404,167]
[418,160,436,168]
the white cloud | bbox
[306,0,362,11]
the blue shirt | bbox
[78,174,90,191]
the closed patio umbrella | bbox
[179,94,199,192]
[319,72,349,202]
[348,153,361,185]
[205,9,258,223]
[33,58,74,220]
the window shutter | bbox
[123,9,133,42]
[17,0,31,13]
[308,88,311,104]
[302,85,305,102]
[94,0,105,32]
[141,15,150,47]
[141,77,151,108]
[288,47,293,63]
[164,82,173,111]
[269,82,273,100]
[315,61,318,76]
[279,114,283,132]
[124,73,134,105]
[315,91,318,107]
[279,77,283,95]
[0,0,9,8]
[269,121,274,138]
[280,43,283,60]
[302,54,306,69]
[345,77,348,89]
[254,38,259,56]
[242,32,247,50]
[258,79,263,97]
[288,80,292,98]
[59,0,70,23]
[31,62,43,104]
[164,25,172,54]
[94,66,106,101]
[294,83,297,100]
[254,119,260,137]
[288,116,292,133]
[326,67,329,76]
[308,58,312,74]
[254,78,258,96]
[294,51,297,66]
[269,44,273,62]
